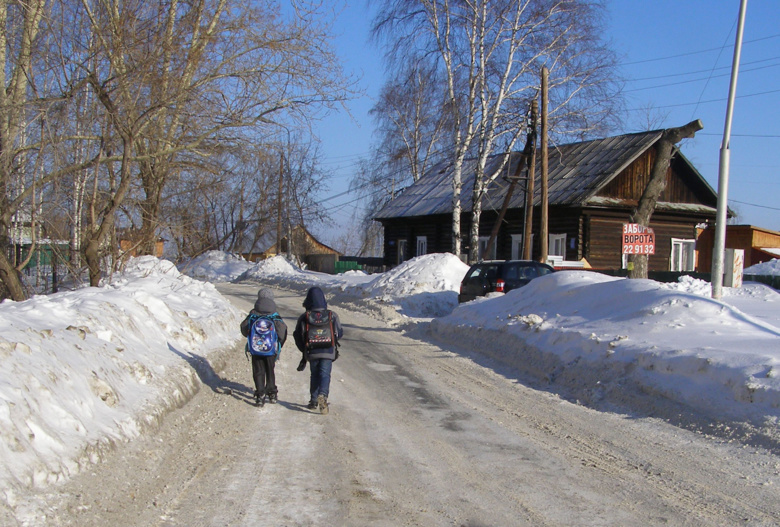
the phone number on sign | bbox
[623,244,655,255]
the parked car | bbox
[458,260,555,303]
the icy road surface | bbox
[31,284,780,526]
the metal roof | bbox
[375,130,676,220]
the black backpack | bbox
[305,310,336,349]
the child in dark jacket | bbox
[293,286,343,414]
[240,288,287,406]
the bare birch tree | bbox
[373,0,620,262]
[350,61,449,257]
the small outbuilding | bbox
[696,224,780,273]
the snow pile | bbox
[177,250,253,282]
[658,274,714,296]
[238,253,469,320]
[0,256,242,498]
[745,258,780,275]
[236,255,303,280]
[430,270,780,428]
[359,253,469,317]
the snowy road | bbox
[39,283,779,526]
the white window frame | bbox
[549,233,567,258]
[511,234,534,260]
[510,234,523,260]
[397,239,407,265]
[670,238,696,272]
[478,236,496,261]
[416,236,427,256]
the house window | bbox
[478,236,496,260]
[511,234,534,260]
[549,233,566,258]
[511,235,522,260]
[671,238,696,271]
[397,239,407,264]
[416,236,427,256]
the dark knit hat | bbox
[257,288,274,300]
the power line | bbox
[625,56,780,83]
[689,15,738,120]
[623,60,780,93]
[625,87,780,111]
[622,33,780,66]
[698,132,780,138]
[729,199,780,212]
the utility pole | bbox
[277,150,284,255]
[484,101,538,260]
[539,66,549,264]
[523,106,538,260]
[712,0,748,299]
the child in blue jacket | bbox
[240,288,287,406]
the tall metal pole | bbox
[277,150,284,255]
[711,0,748,299]
[539,66,549,264]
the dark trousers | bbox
[309,358,333,402]
[251,354,277,396]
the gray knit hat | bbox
[257,288,274,300]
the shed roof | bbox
[375,130,715,220]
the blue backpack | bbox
[248,314,281,357]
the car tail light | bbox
[495,279,505,292]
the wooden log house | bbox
[374,130,724,272]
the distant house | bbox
[240,225,342,273]
[374,130,725,272]
[696,224,780,273]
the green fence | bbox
[334,260,362,273]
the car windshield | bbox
[468,264,500,280]
[519,266,537,279]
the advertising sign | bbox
[622,223,655,255]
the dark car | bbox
[458,260,555,303]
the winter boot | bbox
[268,393,277,404]
[307,400,317,410]
[317,394,329,415]
[255,392,265,407]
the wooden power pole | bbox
[484,101,538,260]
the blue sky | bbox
[308,1,780,249]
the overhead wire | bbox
[315,31,780,217]
[622,33,780,65]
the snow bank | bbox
[177,250,253,282]
[236,255,303,279]
[430,271,780,429]
[745,258,780,275]
[0,256,243,499]
[238,253,470,320]
[5,248,776,508]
